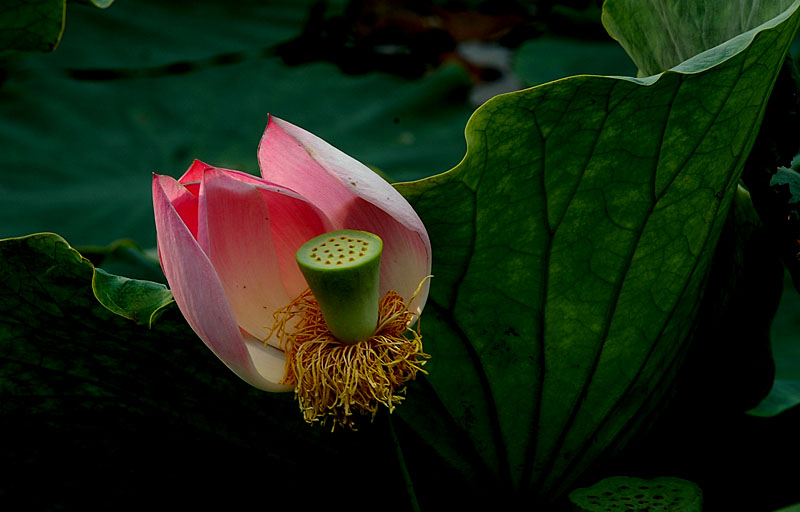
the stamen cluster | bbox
[270,290,429,430]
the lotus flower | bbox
[152,116,431,425]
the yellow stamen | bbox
[269,287,430,430]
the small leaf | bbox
[92,268,174,327]
[770,167,800,204]
[750,379,800,417]
[0,0,65,56]
[748,274,800,417]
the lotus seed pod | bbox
[296,229,382,344]
[568,476,702,512]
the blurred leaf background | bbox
[2,0,800,509]
[0,0,642,247]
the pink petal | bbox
[153,174,289,391]
[196,169,287,342]
[200,166,335,297]
[196,167,331,341]
[179,160,271,197]
[156,170,200,240]
[178,159,207,185]
[258,116,431,313]
[258,183,334,298]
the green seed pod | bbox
[296,229,382,344]
[568,476,702,512]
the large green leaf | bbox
[396,0,800,503]
[602,0,796,76]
